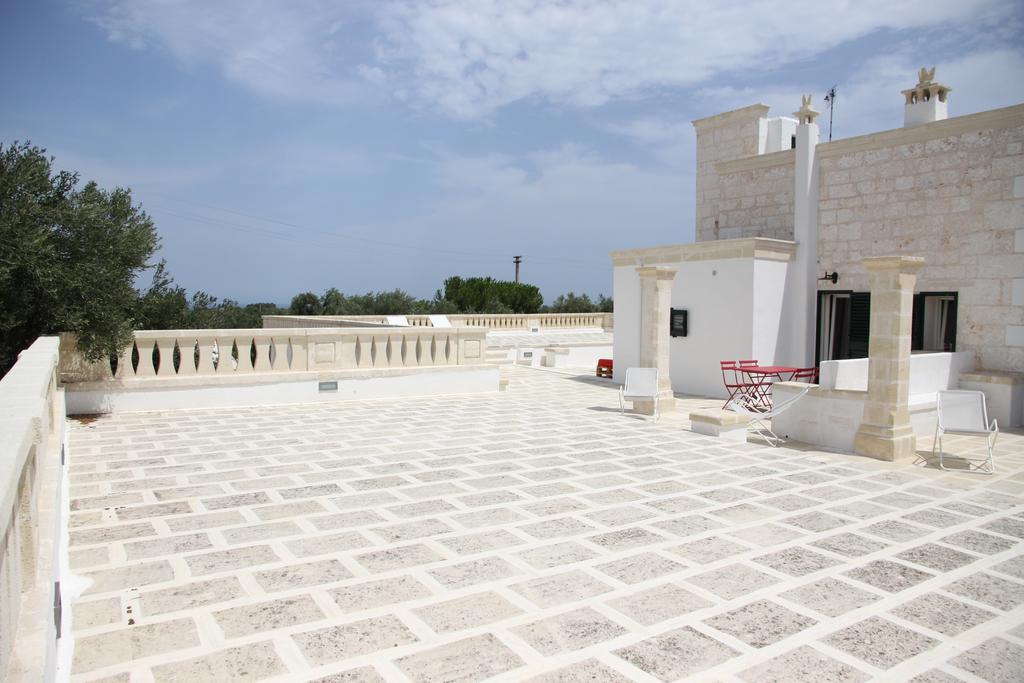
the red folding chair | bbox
[792,367,819,383]
[720,361,747,408]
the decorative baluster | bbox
[177,339,198,376]
[195,336,217,375]
[114,341,135,379]
[135,339,158,377]
[253,336,272,372]
[215,336,236,374]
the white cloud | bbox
[86,0,378,105]
[376,0,1015,117]
[85,0,1021,118]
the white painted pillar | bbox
[786,96,820,367]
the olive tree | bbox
[0,141,159,373]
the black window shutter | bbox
[848,293,871,359]
[911,294,924,351]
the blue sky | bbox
[2,1,1022,305]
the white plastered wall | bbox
[612,266,642,383]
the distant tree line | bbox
[0,141,611,375]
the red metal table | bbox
[740,366,800,410]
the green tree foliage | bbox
[135,259,189,330]
[289,291,323,316]
[544,292,613,313]
[436,276,543,314]
[0,141,158,371]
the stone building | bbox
[613,68,1023,408]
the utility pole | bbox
[513,255,522,283]
[824,86,837,141]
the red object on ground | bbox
[596,358,613,378]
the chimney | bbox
[902,67,951,128]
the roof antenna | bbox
[823,86,837,141]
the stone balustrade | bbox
[0,337,63,680]
[59,327,489,382]
[262,312,613,331]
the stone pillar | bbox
[635,266,677,414]
[853,256,925,461]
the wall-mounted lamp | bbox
[818,271,839,284]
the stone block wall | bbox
[693,105,770,242]
[815,105,1024,372]
[715,159,795,241]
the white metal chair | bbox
[933,390,997,474]
[725,384,811,447]
[619,368,660,421]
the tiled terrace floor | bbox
[67,366,1024,682]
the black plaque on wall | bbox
[670,308,688,337]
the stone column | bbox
[853,256,925,461]
[635,266,677,414]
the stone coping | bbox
[816,103,1024,158]
[960,371,1024,386]
[64,363,492,392]
[543,341,613,350]
[691,102,770,129]
[689,407,748,426]
[610,237,796,267]
[716,147,795,175]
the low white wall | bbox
[65,365,498,415]
[959,372,1024,428]
[775,351,984,452]
[0,337,64,682]
[542,344,613,369]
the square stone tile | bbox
[412,591,522,633]
[585,506,657,527]
[73,597,122,631]
[355,543,445,572]
[944,572,1024,611]
[427,557,520,589]
[329,575,432,613]
[728,523,804,547]
[512,607,627,655]
[438,529,524,555]
[517,516,597,539]
[950,637,1024,683]
[285,531,372,558]
[614,626,739,681]
[706,599,817,648]
[903,508,972,528]
[844,560,934,593]
[891,593,996,636]
[595,552,686,584]
[862,520,930,542]
[510,569,614,608]
[941,529,1018,555]
[738,645,870,682]
[150,641,285,682]
[215,594,323,638]
[139,576,245,617]
[524,659,632,682]
[780,577,881,617]
[308,665,387,682]
[607,583,713,625]
[782,512,850,533]
[982,517,1024,538]
[812,533,889,558]
[81,560,175,595]
[896,543,978,572]
[687,563,780,600]
[252,559,352,592]
[753,547,842,577]
[994,554,1024,580]
[587,527,666,552]
[293,615,417,665]
[395,633,524,682]
[185,545,280,577]
[652,515,724,537]
[517,541,599,569]
[668,537,750,564]
[73,618,200,673]
[824,616,938,669]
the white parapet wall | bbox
[0,337,64,682]
[773,351,986,452]
[60,327,499,415]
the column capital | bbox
[636,266,678,280]
[863,256,925,274]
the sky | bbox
[1,1,1022,306]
